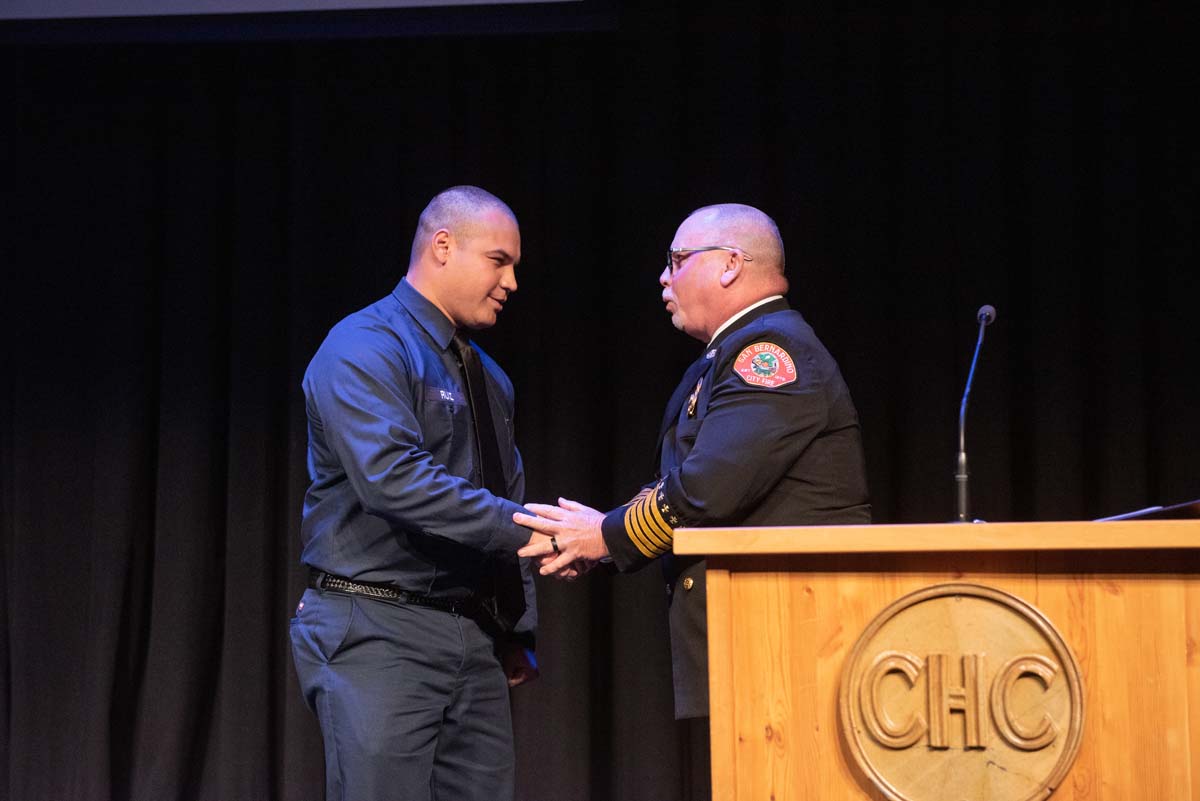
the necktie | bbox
[450,332,526,633]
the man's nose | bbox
[659,265,671,288]
[500,265,518,293]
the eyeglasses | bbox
[666,246,753,274]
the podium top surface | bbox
[672,519,1200,555]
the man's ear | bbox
[719,252,745,288]
[431,228,453,265]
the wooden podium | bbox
[674,520,1200,801]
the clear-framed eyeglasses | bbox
[666,246,753,274]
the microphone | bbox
[955,304,996,523]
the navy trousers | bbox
[290,588,514,801]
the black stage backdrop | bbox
[2,5,1198,801]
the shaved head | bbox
[661,202,789,342]
[405,185,521,330]
[684,203,786,275]
[409,185,517,267]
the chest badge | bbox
[686,376,703,418]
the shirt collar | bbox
[707,295,785,347]
[392,277,457,351]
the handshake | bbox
[514,498,610,581]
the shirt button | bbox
[681,577,695,591]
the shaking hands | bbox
[516,498,609,581]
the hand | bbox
[501,643,539,688]
[552,556,599,580]
[521,531,592,580]
[515,498,609,578]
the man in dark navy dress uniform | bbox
[291,186,543,801]
[516,203,870,775]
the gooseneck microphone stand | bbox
[956,304,996,523]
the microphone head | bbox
[977,304,997,326]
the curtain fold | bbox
[3,8,1197,800]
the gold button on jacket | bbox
[681,577,695,591]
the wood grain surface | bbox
[685,522,1200,801]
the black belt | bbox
[308,570,484,616]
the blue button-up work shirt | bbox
[300,278,535,633]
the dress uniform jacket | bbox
[600,297,870,718]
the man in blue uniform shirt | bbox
[291,186,542,801]
[516,203,870,727]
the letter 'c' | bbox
[861,651,927,748]
[990,654,1060,750]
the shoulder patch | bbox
[733,342,797,388]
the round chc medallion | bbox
[838,583,1084,801]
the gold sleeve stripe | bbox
[623,504,659,558]
[631,497,671,551]
[644,493,675,543]
[637,492,673,546]
[625,485,675,556]
[628,489,672,556]
[630,500,669,554]
[622,481,679,559]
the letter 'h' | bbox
[927,653,986,749]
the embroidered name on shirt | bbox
[733,342,798,388]
[424,386,465,404]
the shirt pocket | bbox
[421,386,472,462]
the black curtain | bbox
[3,5,1197,800]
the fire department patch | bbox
[733,342,797,388]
